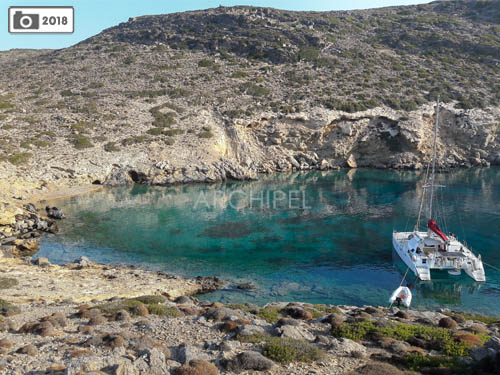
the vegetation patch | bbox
[70,135,94,149]
[96,295,180,318]
[0,152,32,165]
[263,337,323,364]
[448,312,500,325]
[163,128,184,136]
[121,136,148,146]
[0,278,18,289]
[403,353,470,373]
[231,70,248,78]
[198,59,214,67]
[331,320,489,356]
[0,298,20,316]
[256,307,282,323]
[242,82,270,97]
[104,142,120,152]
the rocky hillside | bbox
[0,0,499,191]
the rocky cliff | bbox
[0,1,499,193]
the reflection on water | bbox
[38,168,500,315]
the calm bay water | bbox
[38,168,500,315]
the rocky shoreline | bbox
[1,254,500,375]
[0,201,499,374]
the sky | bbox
[1,0,430,51]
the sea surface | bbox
[38,168,500,315]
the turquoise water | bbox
[38,168,500,315]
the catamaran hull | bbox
[393,235,430,281]
[392,232,485,282]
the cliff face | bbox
[0,1,499,191]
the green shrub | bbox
[0,298,20,316]
[130,295,167,304]
[198,59,214,68]
[60,89,74,97]
[104,142,120,152]
[256,307,281,323]
[198,130,214,139]
[297,46,320,62]
[20,139,50,149]
[331,320,489,357]
[1,152,32,165]
[263,337,323,364]
[225,303,255,313]
[70,135,94,150]
[231,70,248,78]
[121,136,148,146]
[87,82,104,89]
[147,305,182,317]
[0,102,15,110]
[123,56,137,65]
[449,312,500,325]
[163,128,184,136]
[0,277,18,289]
[147,127,163,135]
[242,82,270,97]
[404,353,469,373]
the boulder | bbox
[45,206,64,219]
[237,325,266,337]
[275,325,315,341]
[225,351,274,373]
[34,257,51,267]
[439,317,459,330]
[172,359,218,375]
[282,306,313,320]
[346,154,357,168]
[176,345,210,365]
[329,338,367,356]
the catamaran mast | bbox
[429,96,440,220]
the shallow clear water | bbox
[39,168,500,314]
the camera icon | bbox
[13,11,39,30]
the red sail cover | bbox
[427,219,449,242]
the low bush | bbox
[70,135,94,150]
[231,70,248,78]
[0,152,32,165]
[242,82,270,97]
[263,337,323,364]
[121,136,148,146]
[331,320,489,356]
[0,298,20,316]
[163,128,184,136]
[104,142,120,152]
[256,307,281,323]
[0,278,18,289]
[198,59,214,68]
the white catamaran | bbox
[392,97,486,282]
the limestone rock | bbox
[225,351,274,373]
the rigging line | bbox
[400,267,410,287]
[389,267,410,309]
[438,186,449,235]
[456,193,467,243]
[416,159,432,231]
[429,96,440,220]
[484,262,500,272]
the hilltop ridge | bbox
[0,1,499,194]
